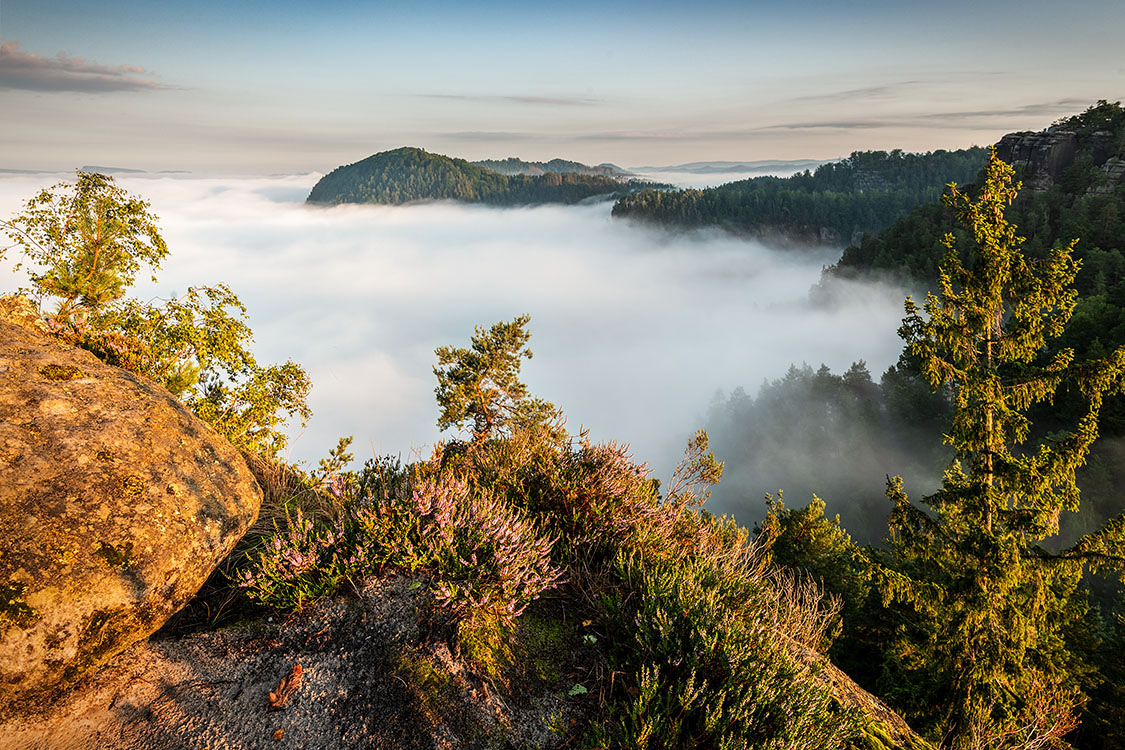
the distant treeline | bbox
[705,359,950,542]
[611,147,988,244]
[307,147,661,206]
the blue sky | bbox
[1,0,1122,173]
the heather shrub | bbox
[355,468,563,624]
[448,428,692,568]
[238,445,562,625]
[587,547,860,750]
[236,508,365,610]
[235,425,870,747]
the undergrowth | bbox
[230,427,871,748]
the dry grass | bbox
[764,566,843,653]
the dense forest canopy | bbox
[611,147,988,245]
[469,157,631,178]
[307,147,661,206]
[828,101,1125,457]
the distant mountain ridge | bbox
[632,159,827,175]
[307,147,663,206]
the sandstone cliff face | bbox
[995,128,1123,191]
[0,296,262,705]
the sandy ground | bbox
[0,575,573,750]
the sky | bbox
[2,0,1123,173]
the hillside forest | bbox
[306,147,664,206]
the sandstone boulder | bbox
[0,295,262,706]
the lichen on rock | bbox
[0,295,263,707]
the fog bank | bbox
[0,173,916,527]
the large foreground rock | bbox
[0,297,262,706]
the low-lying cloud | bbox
[0,40,167,93]
[0,173,916,529]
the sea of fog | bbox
[0,172,916,525]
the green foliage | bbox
[612,147,987,244]
[588,549,858,750]
[316,435,356,479]
[238,321,923,747]
[874,154,1125,748]
[1,172,311,456]
[433,314,562,441]
[758,494,863,605]
[834,102,1125,291]
[306,147,662,206]
[1053,99,1125,143]
[1,171,167,320]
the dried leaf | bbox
[267,664,303,710]
[272,728,284,741]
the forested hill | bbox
[832,101,1125,291]
[611,147,988,245]
[306,147,658,206]
[470,157,631,178]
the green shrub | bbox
[1,172,311,457]
[588,549,859,749]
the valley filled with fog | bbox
[0,172,919,528]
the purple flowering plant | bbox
[239,450,562,624]
[237,507,368,610]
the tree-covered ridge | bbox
[832,102,1125,437]
[834,102,1125,285]
[470,156,631,178]
[611,147,988,245]
[1052,98,1125,144]
[307,147,658,206]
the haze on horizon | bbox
[1,0,1123,174]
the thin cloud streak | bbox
[0,40,168,93]
[443,130,543,142]
[416,93,602,107]
[787,81,927,103]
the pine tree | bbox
[877,154,1125,749]
[433,315,561,441]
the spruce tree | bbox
[878,154,1125,749]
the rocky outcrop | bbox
[0,573,932,750]
[0,296,262,706]
[994,130,1080,189]
[995,128,1124,192]
[1092,156,1125,194]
